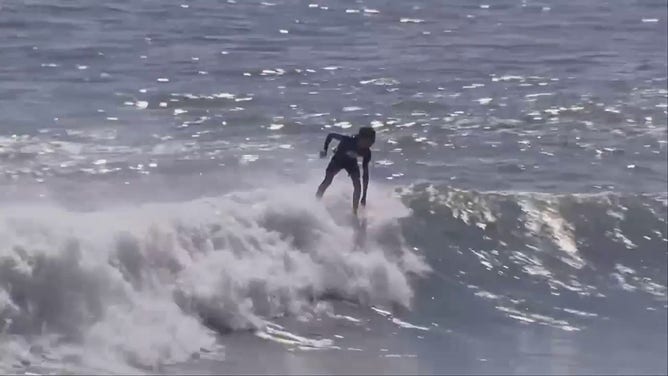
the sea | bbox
[0,0,666,374]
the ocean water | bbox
[0,0,666,374]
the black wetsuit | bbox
[324,133,371,178]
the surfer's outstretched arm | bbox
[361,151,370,206]
[322,133,344,154]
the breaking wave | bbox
[1,179,666,372]
[0,183,428,372]
[399,183,667,330]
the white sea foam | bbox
[0,183,428,372]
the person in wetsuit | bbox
[316,127,376,215]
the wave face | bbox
[0,183,428,372]
[400,184,667,330]
[1,180,666,373]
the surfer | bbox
[316,126,376,216]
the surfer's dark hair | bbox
[358,127,376,142]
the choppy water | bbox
[0,0,666,374]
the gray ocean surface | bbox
[0,0,666,374]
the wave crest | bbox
[0,184,428,371]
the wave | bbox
[0,183,428,372]
[1,178,666,372]
[401,183,667,270]
[399,183,667,329]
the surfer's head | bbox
[357,127,376,149]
